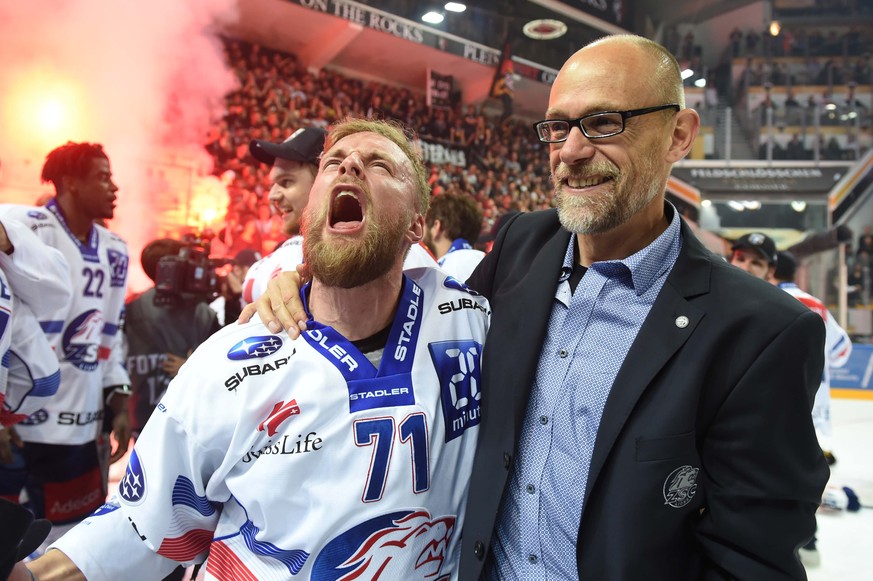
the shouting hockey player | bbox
[13,118,489,580]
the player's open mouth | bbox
[329,189,364,230]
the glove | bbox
[0,499,51,579]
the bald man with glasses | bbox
[459,34,827,580]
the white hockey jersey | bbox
[0,215,71,426]
[241,235,303,304]
[242,239,439,304]
[0,201,130,444]
[437,240,485,283]
[54,267,490,580]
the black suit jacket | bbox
[460,208,829,580]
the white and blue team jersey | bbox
[54,267,489,580]
[242,235,303,304]
[437,239,485,283]
[0,201,130,444]
[0,215,71,427]
[242,239,439,304]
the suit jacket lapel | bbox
[505,215,570,429]
[583,221,713,507]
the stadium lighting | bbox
[422,11,444,24]
[701,199,712,208]
[769,20,781,37]
[791,201,807,212]
[681,69,694,80]
[728,201,745,212]
[694,78,706,88]
[445,2,466,12]
[743,200,761,210]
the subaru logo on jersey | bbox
[106,249,129,288]
[119,449,147,505]
[311,510,455,580]
[27,210,48,219]
[347,377,415,413]
[227,335,283,360]
[442,275,480,296]
[62,309,104,371]
[429,340,483,442]
[20,409,49,426]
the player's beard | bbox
[552,156,662,235]
[303,193,411,289]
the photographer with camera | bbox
[126,238,221,438]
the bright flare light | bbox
[445,2,466,12]
[3,69,87,151]
[422,11,444,23]
[694,78,707,88]
[681,69,694,80]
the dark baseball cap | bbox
[732,232,778,265]
[0,499,51,578]
[249,127,326,166]
[774,251,798,281]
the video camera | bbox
[154,234,227,306]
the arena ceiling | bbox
[226,0,757,118]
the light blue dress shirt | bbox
[488,204,683,580]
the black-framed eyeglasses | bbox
[533,104,680,143]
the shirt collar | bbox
[558,201,683,295]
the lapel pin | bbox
[675,315,689,329]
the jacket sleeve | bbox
[696,309,829,580]
[0,216,72,318]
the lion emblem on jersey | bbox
[311,510,455,580]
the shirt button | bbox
[539,415,549,425]
[528,554,539,564]
[474,541,484,559]
[558,348,568,358]
[503,452,512,469]
[526,483,536,494]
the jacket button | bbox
[474,541,485,559]
[503,452,511,469]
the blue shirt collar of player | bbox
[46,198,100,263]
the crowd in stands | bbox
[204,38,552,258]
[201,23,870,259]
[728,21,872,162]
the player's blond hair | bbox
[325,118,431,216]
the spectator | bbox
[423,192,486,281]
